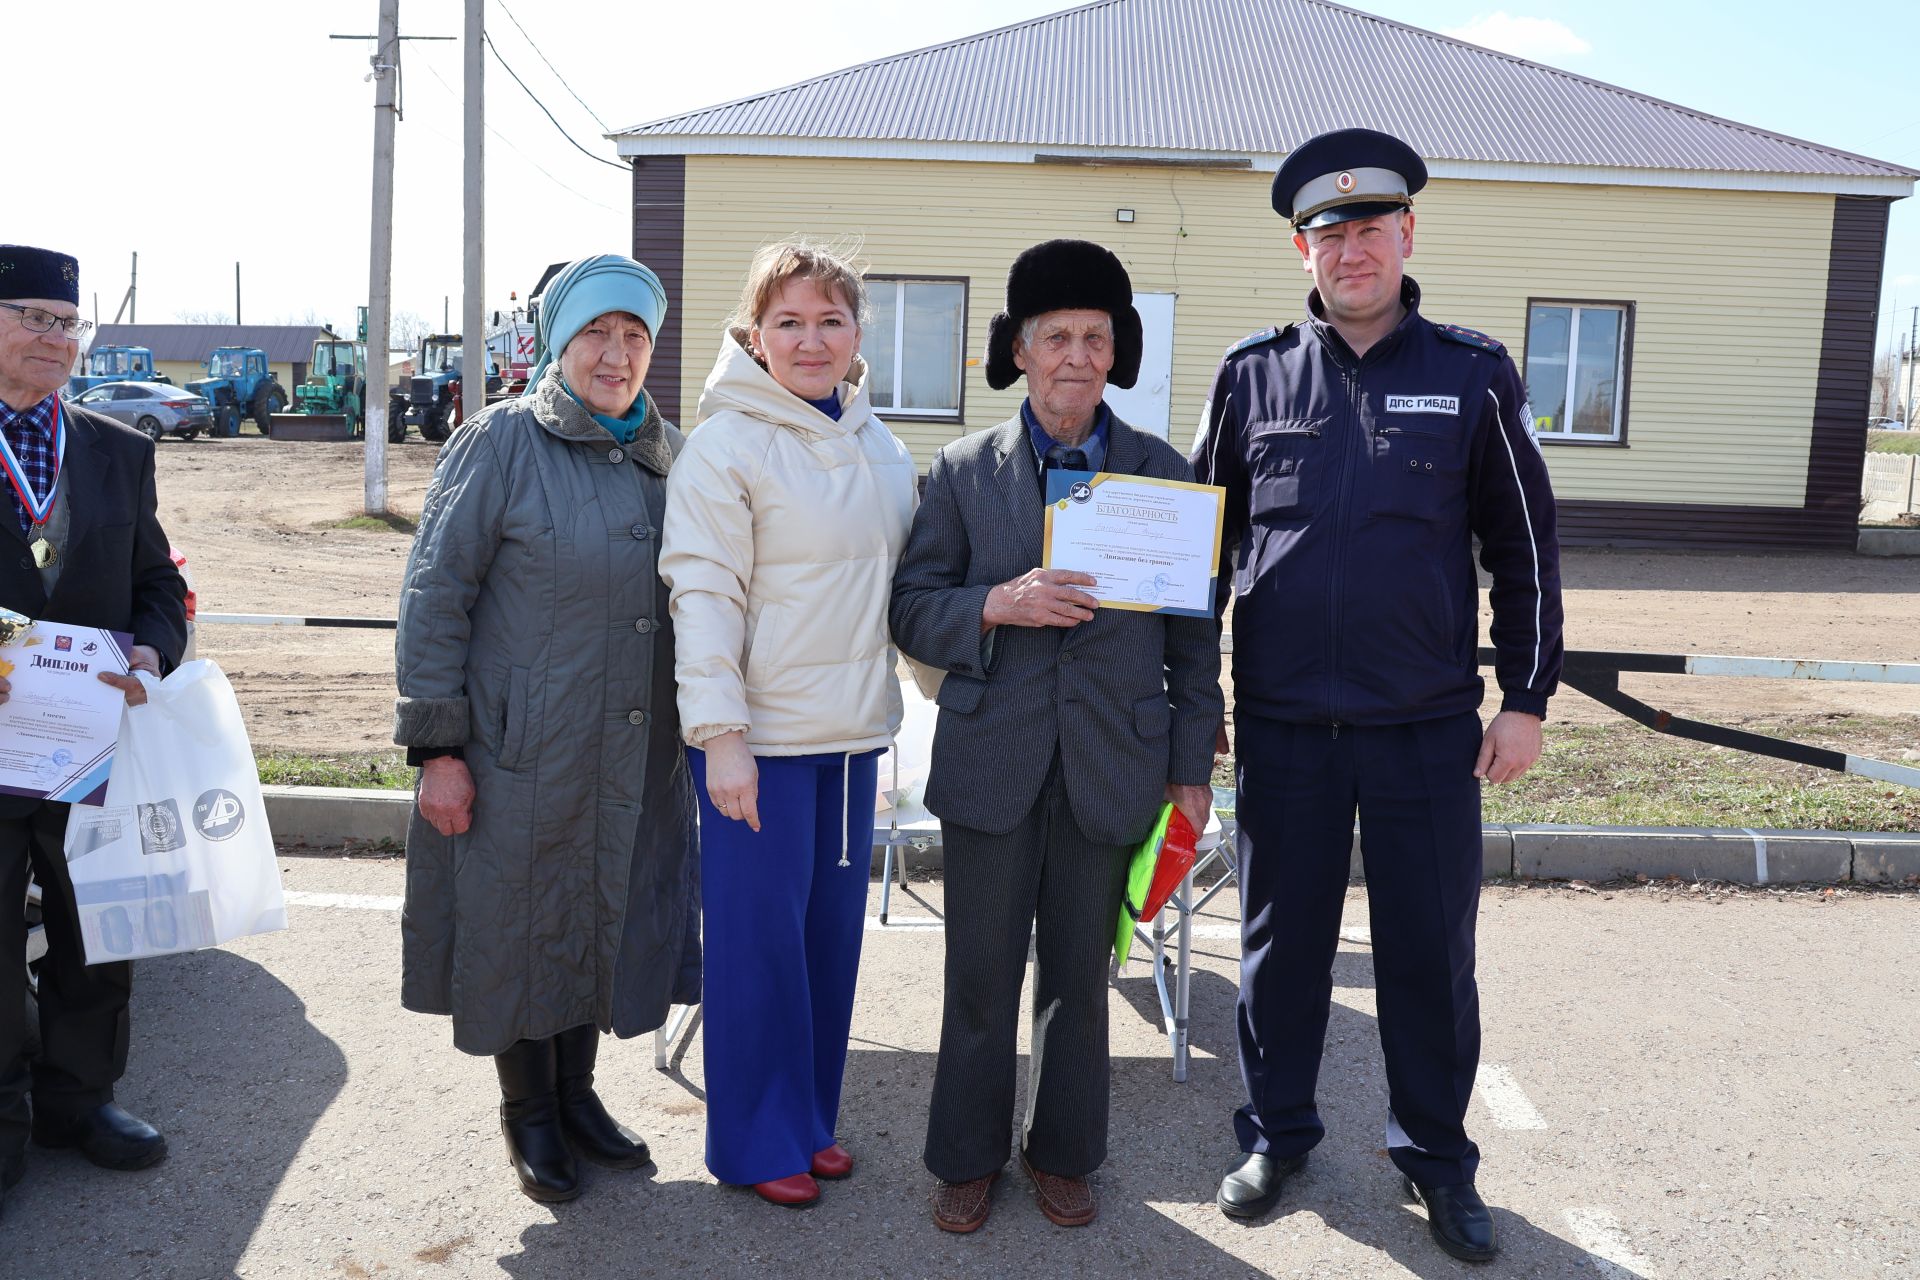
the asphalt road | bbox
[6,856,1917,1279]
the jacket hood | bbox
[696,329,875,441]
[524,364,674,475]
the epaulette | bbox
[1224,323,1294,359]
[1434,323,1504,355]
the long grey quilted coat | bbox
[393,369,701,1056]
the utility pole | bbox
[363,1,399,515]
[334,13,452,517]
[461,0,485,432]
[111,251,137,325]
[1907,307,1918,429]
[235,262,242,326]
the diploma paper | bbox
[0,622,132,805]
[1043,471,1226,619]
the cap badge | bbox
[1335,171,1356,193]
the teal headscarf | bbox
[525,254,668,441]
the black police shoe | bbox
[1404,1176,1498,1262]
[1216,1152,1307,1219]
[31,1103,168,1171]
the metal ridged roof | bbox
[616,0,1912,179]
[92,325,341,363]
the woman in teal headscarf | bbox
[395,254,701,1204]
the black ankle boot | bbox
[554,1023,651,1170]
[494,1037,580,1202]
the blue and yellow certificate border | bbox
[1041,470,1226,619]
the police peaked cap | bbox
[1272,128,1428,230]
[0,245,80,305]
[984,239,1141,391]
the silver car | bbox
[68,381,215,441]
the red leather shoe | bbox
[753,1173,821,1208]
[812,1143,853,1180]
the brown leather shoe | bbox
[1020,1152,1096,1227]
[931,1171,999,1233]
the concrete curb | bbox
[265,786,1917,886]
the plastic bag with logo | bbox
[61,660,287,964]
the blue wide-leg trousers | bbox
[690,747,880,1186]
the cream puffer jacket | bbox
[661,332,917,755]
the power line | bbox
[491,0,610,133]
[417,58,622,212]
[483,28,629,172]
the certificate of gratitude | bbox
[1043,471,1227,619]
[0,622,132,805]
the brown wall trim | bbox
[631,155,687,425]
[1556,498,1847,551]
[1804,195,1892,540]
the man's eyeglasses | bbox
[0,302,93,340]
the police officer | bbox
[1192,129,1563,1264]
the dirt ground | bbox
[152,436,1920,755]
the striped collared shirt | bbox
[0,393,61,534]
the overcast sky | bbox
[13,0,1917,353]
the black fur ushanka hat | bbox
[983,239,1142,391]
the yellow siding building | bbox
[616,0,1912,549]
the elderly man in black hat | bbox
[891,240,1221,1233]
[0,245,188,1215]
[1192,131,1562,1262]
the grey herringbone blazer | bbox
[889,412,1223,848]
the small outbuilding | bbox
[613,0,1914,550]
[89,324,339,398]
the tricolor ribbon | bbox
[0,397,64,529]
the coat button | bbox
[627,709,646,726]
[630,524,650,539]
[635,618,654,634]
[609,447,626,464]
[1060,651,1076,664]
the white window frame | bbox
[867,276,968,421]
[1524,299,1634,446]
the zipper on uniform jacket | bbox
[1326,361,1362,728]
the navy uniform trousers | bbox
[1233,709,1484,1189]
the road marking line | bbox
[1474,1063,1547,1130]
[1563,1207,1659,1278]
[284,890,405,911]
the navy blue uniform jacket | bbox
[1191,278,1562,727]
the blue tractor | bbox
[187,347,288,437]
[389,333,463,442]
[68,345,167,396]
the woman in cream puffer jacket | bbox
[659,241,916,1208]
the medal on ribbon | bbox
[0,398,65,568]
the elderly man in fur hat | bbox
[0,245,188,1217]
[891,240,1222,1233]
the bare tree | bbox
[390,309,432,352]
[173,308,236,325]
[1871,352,1898,419]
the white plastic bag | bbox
[62,660,287,963]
